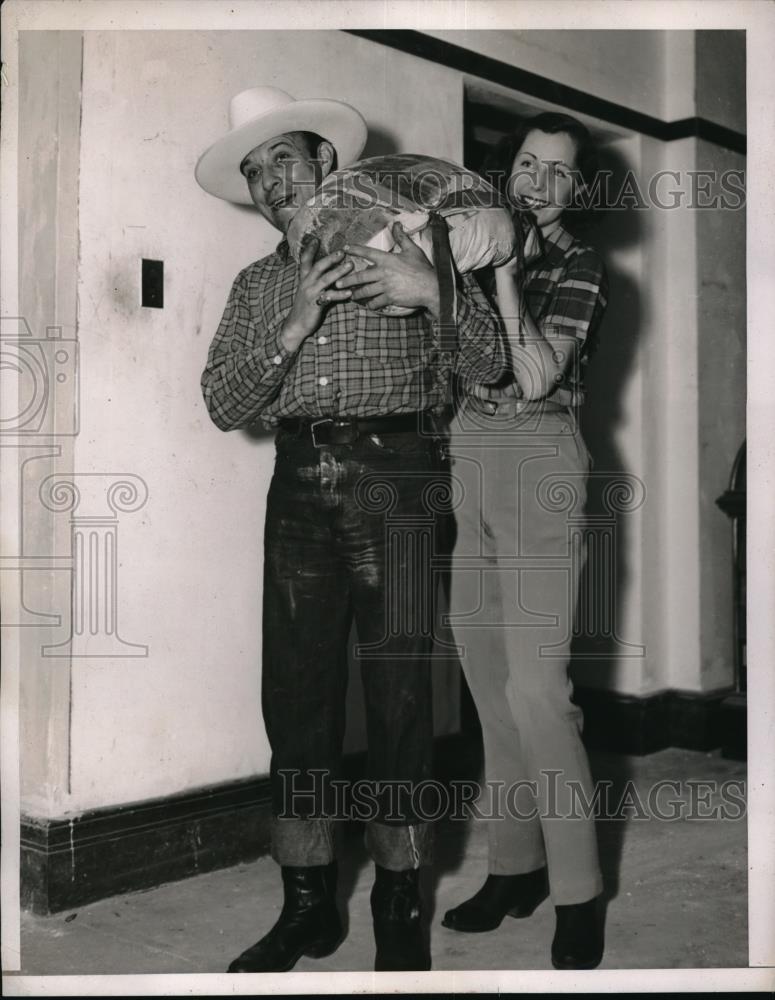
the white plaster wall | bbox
[427,30,668,119]
[636,135,745,694]
[696,140,746,691]
[429,29,744,131]
[695,31,746,133]
[638,134,678,697]
[662,31,696,123]
[66,29,470,811]
[15,31,82,818]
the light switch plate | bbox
[142,259,164,308]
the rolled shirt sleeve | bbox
[538,248,608,351]
[200,270,295,431]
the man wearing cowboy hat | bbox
[197,86,505,974]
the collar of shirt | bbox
[528,223,574,269]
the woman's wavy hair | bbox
[480,111,601,233]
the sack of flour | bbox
[287,154,539,316]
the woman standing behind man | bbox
[442,112,609,969]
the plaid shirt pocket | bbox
[353,307,429,370]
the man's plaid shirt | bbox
[476,224,608,407]
[201,239,505,430]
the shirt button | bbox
[272,354,283,366]
[318,376,329,387]
[317,335,328,345]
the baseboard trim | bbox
[572,684,739,756]
[21,688,742,914]
[719,691,747,761]
[20,734,469,916]
[21,774,274,916]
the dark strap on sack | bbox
[429,211,458,354]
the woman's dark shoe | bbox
[371,865,431,971]
[441,869,549,932]
[227,862,343,973]
[551,896,604,970]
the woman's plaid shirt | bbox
[201,240,505,430]
[476,224,608,407]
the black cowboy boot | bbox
[551,896,604,970]
[371,865,431,971]
[441,868,549,932]
[227,862,342,973]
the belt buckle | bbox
[310,418,334,448]
[311,418,359,447]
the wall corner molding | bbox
[343,29,746,156]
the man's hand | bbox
[281,238,354,352]
[335,223,441,319]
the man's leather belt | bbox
[279,412,430,448]
[467,397,568,417]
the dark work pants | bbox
[262,426,441,870]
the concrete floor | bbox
[18,748,747,974]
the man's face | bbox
[240,133,322,234]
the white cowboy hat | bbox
[195,86,368,204]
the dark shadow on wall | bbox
[571,142,648,904]
[358,127,402,161]
[571,141,648,695]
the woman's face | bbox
[509,129,579,233]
